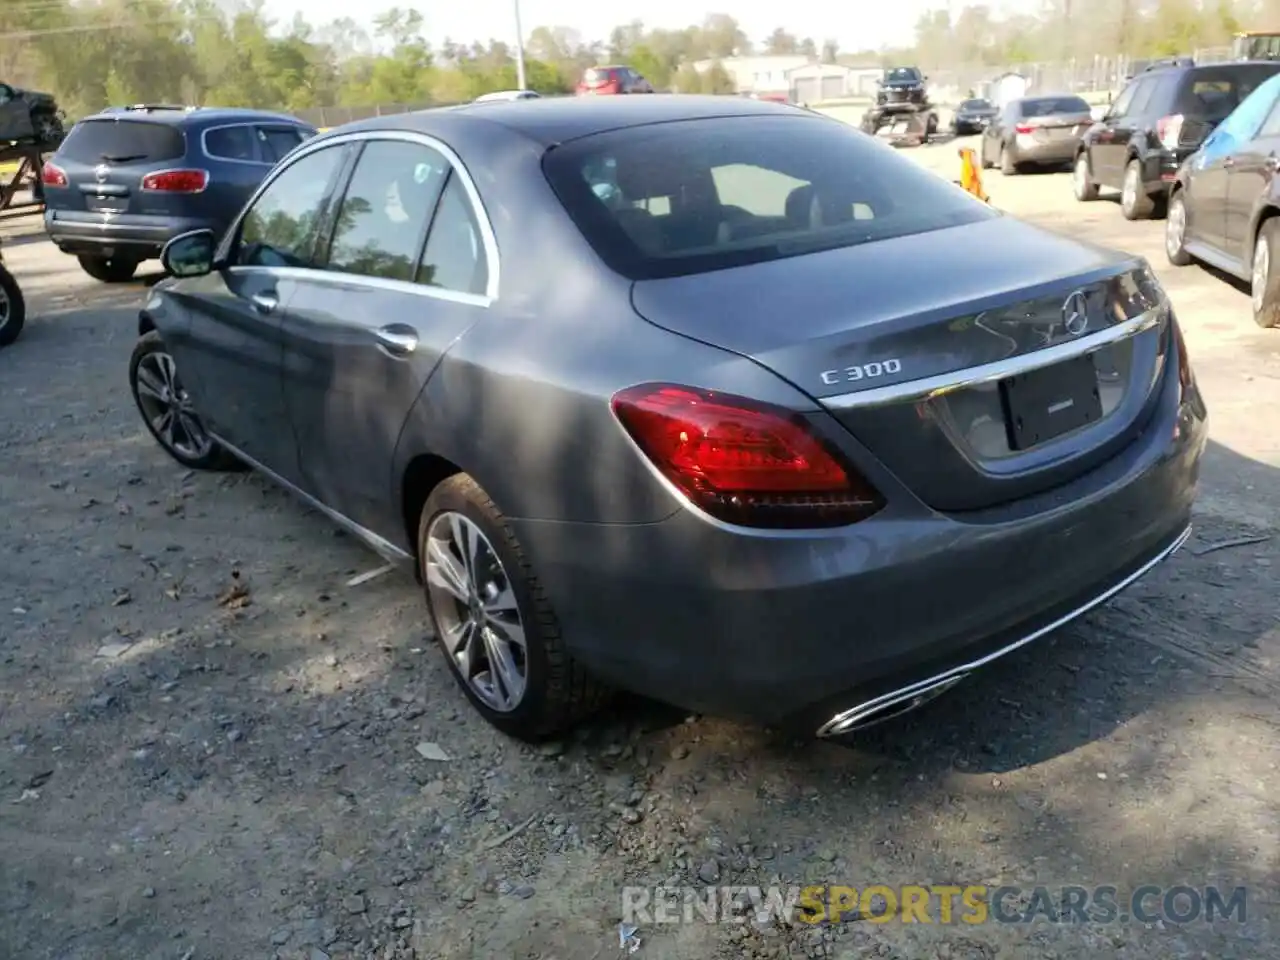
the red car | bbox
[576,65,655,96]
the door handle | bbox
[375,325,418,356]
[250,292,278,314]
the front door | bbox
[172,142,349,484]
[1225,95,1280,261]
[281,136,494,539]
[1092,78,1148,186]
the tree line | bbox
[0,0,1275,120]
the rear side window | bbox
[1177,66,1280,121]
[259,126,308,164]
[203,125,258,162]
[543,115,997,282]
[59,119,185,164]
[419,176,489,296]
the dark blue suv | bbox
[41,105,317,282]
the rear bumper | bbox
[511,353,1207,732]
[43,210,221,260]
[1142,149,1195,194]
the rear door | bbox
[50,117,188,218]
[1225,88,1280,259]
[281,135,492,535]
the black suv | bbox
[1073,60,1280,219]
[876,67,929,114]
[41,105,316,283]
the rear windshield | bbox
[542,115,997,282]
[58,118,185,164]
[1177,65,1280,120]
[583,68,617,85]
[1020,96,1091,117]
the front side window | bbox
[418,175,489,296]
[543,114,996,281]
[324,140,450,283]
[235,145,345,268]
[1109,82,1139,118]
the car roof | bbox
[329,94,810,148]
[80,107,308,127]
[1141,59,1279,77]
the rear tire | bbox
[0,264,25,348]
[1073,153,1099,201]
[1165,191,1193,267]
[31,110,62,145]
[1000,145,1018,176]
[1251,220,1280,329]
[78,254,139,283]
[1120,159,1155,220]
[418,474,610,741]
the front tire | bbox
[1165,191,1193,267]
[1073,153,1099,201]
[78,254,139,283]
[0,264,25,347]
[129,331,241,470]
[419,474,609,741]
[1251,220,1280,329]
[1120,160,1155,220]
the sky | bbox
[261,0,1039,54]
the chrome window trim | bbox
[225,264,491,309]
[821,304,1166,411]
[216,128,501,304]
[200,122,272,166]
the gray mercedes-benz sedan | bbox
[131,95,1207,742]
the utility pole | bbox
[513,0,527,90]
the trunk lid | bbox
[1017,111,1094,139]
[50,118,190,216]
[629,216,1172,513]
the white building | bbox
[693,55,810,97]
[693,56,876,103]
[988,72,1031,108]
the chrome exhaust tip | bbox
[816,673,969,739]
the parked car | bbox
[0,79,64,144]
[951,97,998,135]
[1165,71,1280,327]
[980,94,1094,174]
[131,95,1205,742]
[41,105,316,283]
[576,65,654,95]
[1073,60,1280,219]
[474,90,541,102]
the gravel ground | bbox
[2,153,1279,960]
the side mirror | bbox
[161,228,217,278]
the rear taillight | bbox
[1156,114,1184,151]
[610,383,884,528]
[1014,123,1034,134]
[1171,317,1194,392]
[141,169,208,193]
[41,161,67,187]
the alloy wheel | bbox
[1122,167,1138,213]
[1166,199,1186,259]
[1074,157,1088,195]
[425,511,528,713]
[134,350,214,461]
[1253,236,1270,315]
[0,283,9,327]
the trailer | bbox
[0,139,53,215]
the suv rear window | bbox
[542,115,996,282]
[1177,65,1280,121]
[583,68,616,86]
[59,118,185,164]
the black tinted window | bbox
[325,140,449,283]
[1020,97,1091,117]
[543,115,995,281]
[1177,66,1280,121]
[419,176,489,296]
[203,124,258,161]
[59,119,184,163]
[236,146,344,268]
[960,99,991,110]
[259,126,308,164]
[885,68,920,82]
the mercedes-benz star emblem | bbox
[1062,290,1090,336]
[94,164,108,183]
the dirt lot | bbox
[2,147,1280,960]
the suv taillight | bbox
[1156,114,1184,151]
[141,169,208,193]
[41,161,67,187]
[610,383,884,528]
